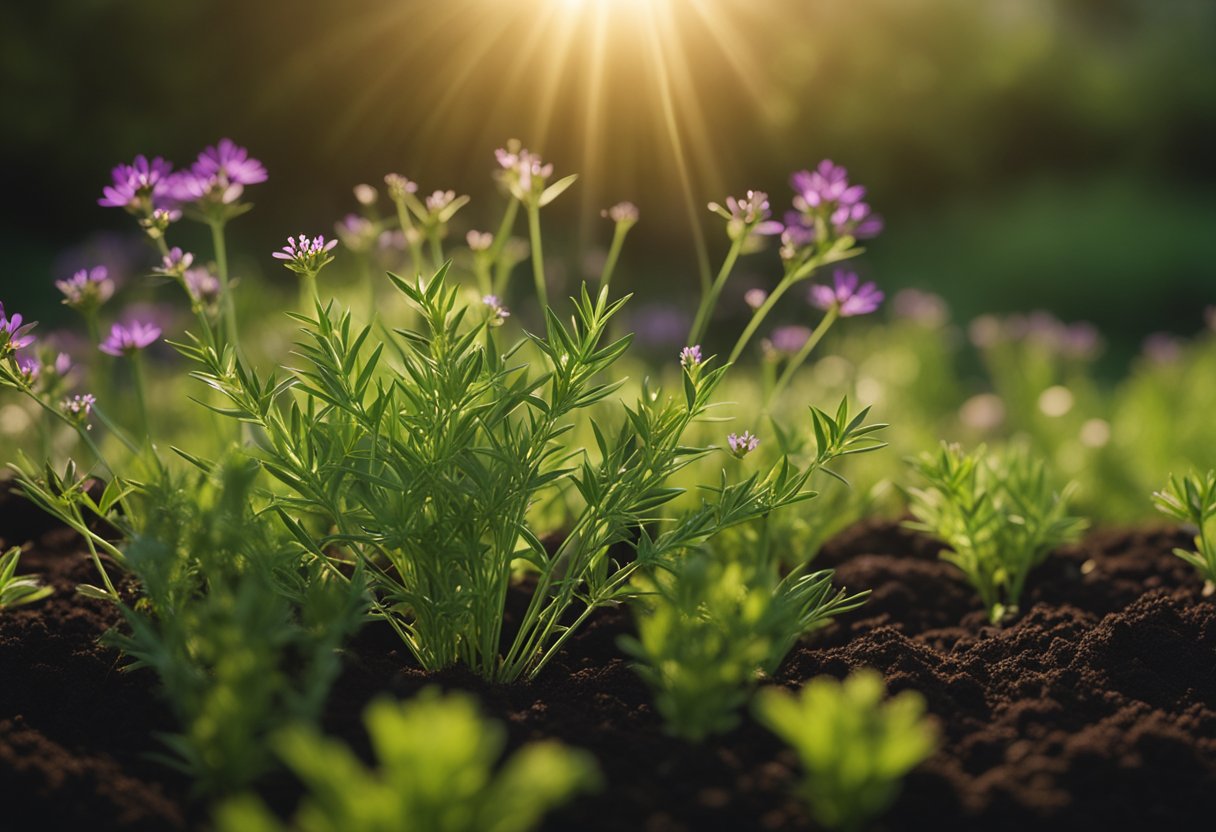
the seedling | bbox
[1153,470,1216,588]
[905,443,1087,623]
[754,670,936,832]
[215,688,598,832]
[0,547,53,610]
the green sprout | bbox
[215,688,599,832]
[754,670,937,832]
[1153,470,1216,587]
[0,547,53,610]
[905,442,1087,624]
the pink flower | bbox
[99,321,161,356]
[809,271,884,317]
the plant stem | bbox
[526,201,549,311]
[130,351,150,441]
[688,236,744,346]
[393,198,425,278]
[300,272,318,316]
[767,306,839,406]
[599,222,630,296]
[209,220,239,349]
[428,233,444,273]
[729,272,795,365]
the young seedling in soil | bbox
[754,670,936,832]
[215,688,599,832]
[905,442,1087,623]
[0,547,52,609]
[1153,470,1216,590]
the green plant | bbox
[16,452,367,794]
[1152,470,1216,587]
[754,670,936,832]
[620,401,883,741]
[622,551,867,742]
[215,688,599,832]
[0,547,53,609]
[181,266,849,682]
[905,442,1087,623]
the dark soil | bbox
[3,487,1215,831]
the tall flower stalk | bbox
[599,202,639,295]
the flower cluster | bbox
[495,140,554,201]
[679,344,703,370]
[602,201,640,228]
[708,191,784,243]
[99,321,161,356]
[56,266,116,312]
[784,160,883,247]
[99,140,266,223]
[155,247,195,279]
[98,155,175,215]
[60,393,96,428]
[481,294,510,325]
[0,303,36,357]
[727,430,760,458]
[273,235,338,277]
[809,271,884,317]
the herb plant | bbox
[754,670,936,832]
[620,401,883,741]
[15,453,366,794]
[215,688,598,832]
[905,442,1087,623]
[1152,470,1216,586]
[0,547,53,610]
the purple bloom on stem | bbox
[184,268,221,306]
[384,173,419,202]
[482,295,510,325]
[99,321,161,356]
[495,141,555,199]
[787,159,883,245]
[155,248,195,278]
[335,214,378,253]
[766,325,812,356]
[194,138,268,186]
[708,191,783,242]
[809,271,884,317]
[55,266,115,309]
[15,355,39,384]
[727,430,760,458]
[273,234,338,275]
[99,155,174,211]
[680,345,703,369]
[61,393,96,429]
[602,202,639,226]
[0,303,37,354]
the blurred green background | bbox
[3,0,1214,364]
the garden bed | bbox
[3,490,1215,831]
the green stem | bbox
[599,222,630,296]
[83,311,109,396]
[428,233,444,273]
[209,220,238,349]
[767,306,839,407]
[358,253,377,322]
[393,198,425,278]
[300,272,319,317]
[490,200,522,297]
[526,201,549,310]
[730,272,795,365]
[130,351,150,441]
[688,236,744,346]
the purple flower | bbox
[495,141,554,199]
[55,266,115,310]
[15,355,40,385]
[183,268,221,307]
[194,138,267,186]
[727,430,760,458]
[482,295,510,325]
[384,173,419,202]
[765,325,812,357]
[809,271,884,317]
[273,234,338,276]
[708,191,784,242]
[168,139,266,208]
[99,321,161,356]
[0,303,37,355]
[155,247,195,278]
[786,159,883,245]
[680,345,703,369]
[61,393,96,429]
[335,214,378,253]
[99,155,175,212]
